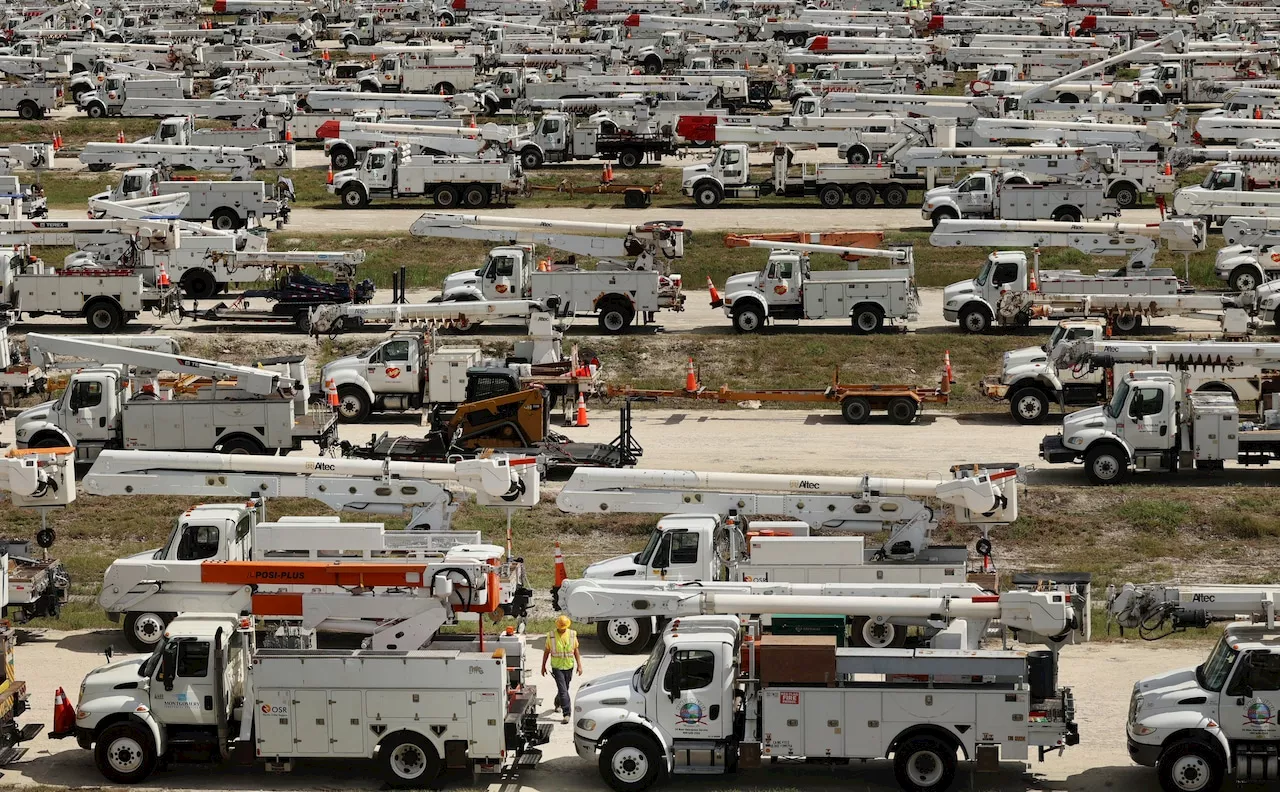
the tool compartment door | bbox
[255,688,295,756]
[802,690,843,758]
[976,690,1028,760]
[469,689,505,756]
[842,690,883,758]
[801,281,843,320]
[883,691,976,754]
[761,688,804,757]
[292,689,331,754]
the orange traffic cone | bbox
[157,264,170,287]
[326,377,339,407]
[707,275,722,308]
[322,49,330,61]
[684,357,698,392]
[601,163,609,183]
[876,154,883,168]
[606,162,614,181]
[574,393,589,427]
[944,350,953,384]
[326,166,334,184]
[116,129,125,143]
[1028,268,1038,292]
[553,542,567,588]
[50,687,75,738]
[284,128,293,142]
[1164,161,1172,176]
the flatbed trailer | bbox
[607,356,951,424]
[528,177,663,208]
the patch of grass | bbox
[1117,499,1190,533]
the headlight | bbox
[1131,723,1156,736]
[576,718,597,731]
[1067,437,1083,446]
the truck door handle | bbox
[1160,426,1167,436]
[99,418,106,428]
[709,705,720,721]
[204,695,213,711]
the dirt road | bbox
[8,627,1200,792]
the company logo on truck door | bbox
[385,367,401,378]
[677,700,706,726]
[1245,699,1276,730]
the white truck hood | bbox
[442,267,482,294]
[681,163,710,188]
[924,184,956,202]
[82,656,150,700]
[1061,405,1107,439]
[724,271,759,295]
[575,668,646,717]
[943,278,978,307]
[1001,346,1050,384]
[1131,666,1207,722]
[11,400,56,443]
[583,553,645,579]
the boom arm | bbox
[1050,338,1280,370]
[1108,581,1280,638]
[410,212,687,263]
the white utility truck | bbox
[329,146,526,209]
[88,168,292,230]
[571,589,1080,792]
[716,239,918,333]
[982,323,1280,424]
[70,611,549,786]
[921,170,1119,227]
[1040,358,1280,483]
[554,463,1021,652]
[14,335,336,462]
[0,82,60,119]
[416,213,686,333]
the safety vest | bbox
[547,629,577,670]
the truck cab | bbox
[1127,625,1280,792]
[922,170,1032,226]
[441,245,533,302]
[583,514,723,583]
[13,366,126,462]
[636,30,686,73]
[983,320,1108,423]
[324,334,430,422]
[941,250,1030,331]
[682,143,751,200]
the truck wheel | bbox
[597,617,653,654]
[888,397,918,425]
[462,184,489,208]
[958,305,991,334]
[210,208,242,231]
[330,148,355,171]
[881,184,909,208]
[894,735,957,792]
[86,103,106,119]
[379,732,441,788]
[851,616,907,648]
[617,148,643,168]
[818,183,845,208]
[732,303,764,333]
[1112,314,1141,333]
[123,611,172,652]
[623,189,650,208]
[180,269,217,300]
[692,182,723,208]
[845,146,870,165]
[340,184,368,209]
[1009,387,1050,425]
[930,208,957,228]
[1158,741,1223,792]
[600,732,664,792]
[850,304,884,334]
[1084,444,1131,485]
[850,184,877,208]
[598,304,634,334]
[95,722,157,784]
[1051,207,1082,223]
[216,436,266,455]
[336,385,371,423]
[520,147,543,169]
[841,396,871,425]
[17,101,39,120]
[1230,265,1262,292]
[341,34,358,48]
[1110,183,1138,209]
[84,300,123,333]
[642,57,662,75]
[433,185,460,208]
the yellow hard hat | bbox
[556,615,571,630]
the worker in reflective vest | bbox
[541,615,583,724]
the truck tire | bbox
[600,732,664,792]
[330,147,355,171]
[617,147,643,168]
[887,397,918,425]
[1009,387,1050,425]
[1084,444,1131,485]
[597,617,653,654]
[1112,314,1141,333]
[210,208,242,231]
[336,385,372,423]
[958,304,991,334]
[17,101,40,120]
[1109,182,1139,209]
[692,181,723,208]
[123,611,172,652]
[881,184,909,208]
[84,300,123,334]
[433,184,460,208]
[623,189,650,208]
[462,184,489,208]
[841,396,871,424]
[1138,90,1163,105]
[341,34,359,48]
[731,302,764,333]
[1051,207,1082,223]
[95,722,157,784]
[818,183,845,208]
[180,269,217,300]
[930,207,957,228]
[1230,265,1263,292]
[850,303,884,334]
[1157,740,1223,792]
[216,436,267,455]
[642,56,662,75]
[845,145,870,165]
[378,732,442,788]
[340,184,368,209]
[86,102,106,119]
[850,183,877,208]
[894,735,957,792]
[851,616,907,648]
[519,147,543,170]
[597,303,634,333]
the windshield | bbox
[1198,635,1239,692]
[139,636,168,678]
[638,635,666,692]
[1046,324,1066,351]
[1105,378,1130,419]
[636,530,662,565]
[975,259,993,287]
[154,516,181,559]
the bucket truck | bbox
[931,218,1215,334]
[572,590,1079,792]
[78,140,295,175]
[0,82,61,120]
[554,464,1021,651]
[921,170,1117,228]
[317,117,499,170]
[416,213,686,333]
[715,239,917,334]
[85,165,293,230]
[984,325,1280,424]
[83,449,540,648]
[327,146,525,210]
[14,334,337,462]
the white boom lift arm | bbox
[737,238,913,266]
[556,465,1019,561]
[1108,581,1280,639]
[307,297,562,337]
[1050,337,1280,370]
[82,449,540,530]
[930,218,1207,272]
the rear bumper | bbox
[1039,434,1078,464]
[979,376,1009,400]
